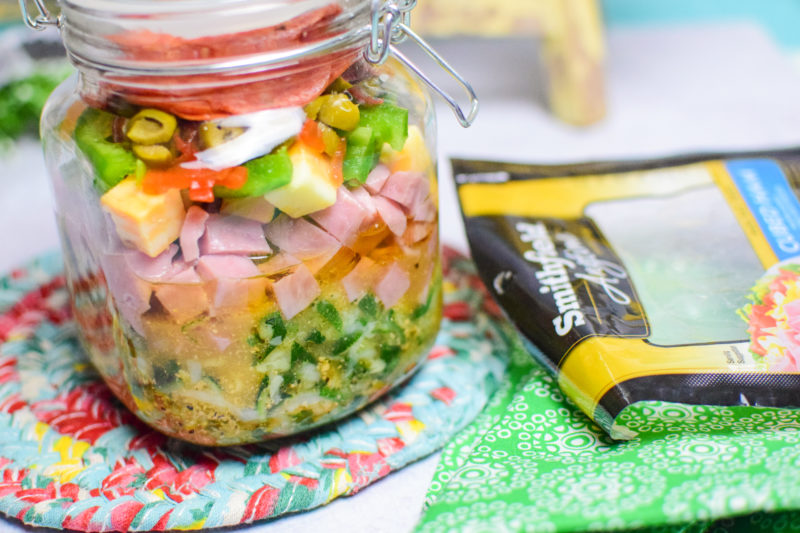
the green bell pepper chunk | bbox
[359,103,408,151]
[342,126,378,183]
[214,147,293,198]
[73,108,137,191]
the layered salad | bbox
[52,4,441,445]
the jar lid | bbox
[19,0,478,126]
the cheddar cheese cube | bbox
[263,142,337,218]
[100,178,186,257]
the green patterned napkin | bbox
[418,344,800,533]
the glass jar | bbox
[31,0,476,445]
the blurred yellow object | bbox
[412,0,606,126]
[0,1,19,23]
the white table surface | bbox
[4,21,800,533]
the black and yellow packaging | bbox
[454,150,800,439]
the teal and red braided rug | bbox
[0,249,509,531]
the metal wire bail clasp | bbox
[366,0,479,128]
[18,0,61,30]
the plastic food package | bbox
[453,149,800,439]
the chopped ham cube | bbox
[264,215,341,260]
[349,186,381,231]
[101,253,152,336]
[411,197,437,222]
[379,171,429,212]
[180,206,209,263]
[199,214,271,256]
[303,247,342,275]
[374,262,410,308]
[341,256,377,302]
[310,187,370,246]
[373,196,407,236]
[402,222,435,245]
[350,186,377,213]
[364,164,391,194]
[124,244,179,282]
[206,333,233,352]
[257,253,301,276]
[273,264,321,319]
[196,254,261,279]
[196,255,267,311]
[168,260,202,283]
[153,263,208,322]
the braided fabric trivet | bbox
[0,249,509,532]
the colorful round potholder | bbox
[0,249,509,532]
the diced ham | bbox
[364,164,391,194]
[379,171,429,212]
[350,186,377,213]
[199,214,271,256]
[264,215,340,260]
[257,253,301,276]
[402,222,436,245]
[349,186,380,231]
[196,254,261,279]
[153,262,208,322]
[303,247,343,275]
[341,256,377,302]
[411,197,437,222]
[168,260,202,283]
[124,244,179,282]
[206,333,233,352]
[374,262,410,308]
[196,255,268,311]
[273,264,320,319]
[310,187,371,246]
[397,240,422,261]
[180,206,209,263]
[101,253,152,336]
[373,197,407,237]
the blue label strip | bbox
[726,158,800,261]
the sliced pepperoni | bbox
[87,4,356,119]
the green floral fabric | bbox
[418,348,800,533]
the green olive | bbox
[126,109,177,145]
[318,123,342,157]
[132,144,174,166]
[199,122,244,149]
[304,95,330,121]
[327,77,353,93]
[317,94,360,131]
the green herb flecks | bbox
[153,359,180,387]
[359,294,380,318]
[255,375,272,413]
[320,385,343,402]
[306,329,326,344]
[316,300,343,331]
[412,287,436,320]
[291,342,316,365]
[291,409,315,425]
[253,312,287,363]
[333,331,363,355]
[380,345,402,373]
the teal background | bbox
[603,0,800,50]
